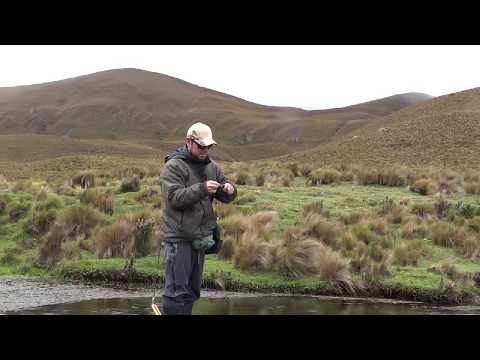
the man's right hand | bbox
[205,180,221,194]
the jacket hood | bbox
[164,146,211,165]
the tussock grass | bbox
[301,213,341,248]
[306,168,341,186]
[410,178,437,195]
[430,221,466,248]
[233,230,273,272]
[465,182,480,195]
[392,240,430,266]
[71,171,96,189]
[58,206,106,239]
[94,220,134,258]
[80,189,115,215]
[120,175,141,193]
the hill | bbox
[0,68,431,149]
[280,87,480,170]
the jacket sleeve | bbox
[160,160,208,210]
[213,165,237,204]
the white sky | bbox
[1,45,480,110]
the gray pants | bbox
[162,241,205,315]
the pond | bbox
[9,295,480,315]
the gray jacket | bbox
[159,146,237,242]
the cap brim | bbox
[196,138,217,146]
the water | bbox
[9,295,480,315]
[2,277,479,315]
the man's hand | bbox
[205,180,221,194]
[222,182,235,195]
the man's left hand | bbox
[222,183,235,195]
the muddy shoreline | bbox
[3,275,434,314]
[57,268,480,306]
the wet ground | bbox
[3,277,480,315]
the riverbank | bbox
[41,255,479,306]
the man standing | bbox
[159,122,237,315]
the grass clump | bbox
[120,175,141,193]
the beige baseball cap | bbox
[186,122,217,146]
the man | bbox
[159,122,237,315]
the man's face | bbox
[186,138,213,161]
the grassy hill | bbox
[0,68,430,149]
[280,87,480,170]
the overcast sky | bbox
[1,45,480,110]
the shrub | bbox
[233,230,272,272]
[24,209,57,236]
[273,231,324,278]
[12,180,38,194]
[409,179,436,195]
[465,182,480,195]
[376,169,406,187]
[8,201,31,222]
[392,240,430,266]
[317,242,352,284]
[303,201,329,217]
[235,172,253,186]
[71,171,96,189]
[37,225,65,267]
[255,174,265,186]
[340,211,362,225]
[80,189,114,215]
[287,163,300,177]
[59,206,106,239]
[301,213,341,248]
[131,218,154,257]
[35,193,64,212]
[94,220,134,258]
[351,224,380,245]
[434,196,451,218]
[120,175,141,193]
[306,168,341,186]
[430,222,466,248]
[467,217,480,233]
[401,218,429,239]
[411,203,435,219]
[62,240,82,261]
[454,202,479,219]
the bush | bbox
[306,168,341,186]
[255,174,265,186]
[24,209,57,236]
[272,230,324,278]
[235,172,253,186]
[94,220,134,258]
[465,182,480,195]
[409,179,437,195]
[35,193,64,212]
[430,222,466,248]
[120,175,141,193]
[71,171,96,189]
[8,201,31,222]
[434,196,451,218]
[303,201,329,217]
[301,213,341,248]
[233,230,272,272]
[393,240,430,266]
[37,225,65,267]
[59,206,106,239]
[80,189,115,215]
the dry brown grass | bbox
[232,230,273,272]
[80,189,115,215]
[94,220,135,258]
[301,213,341,248]
[410,178,437,195]
[465,182,480,195]
[58,205,106,239]
[430,221,467,248]
[392,240,430,266]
